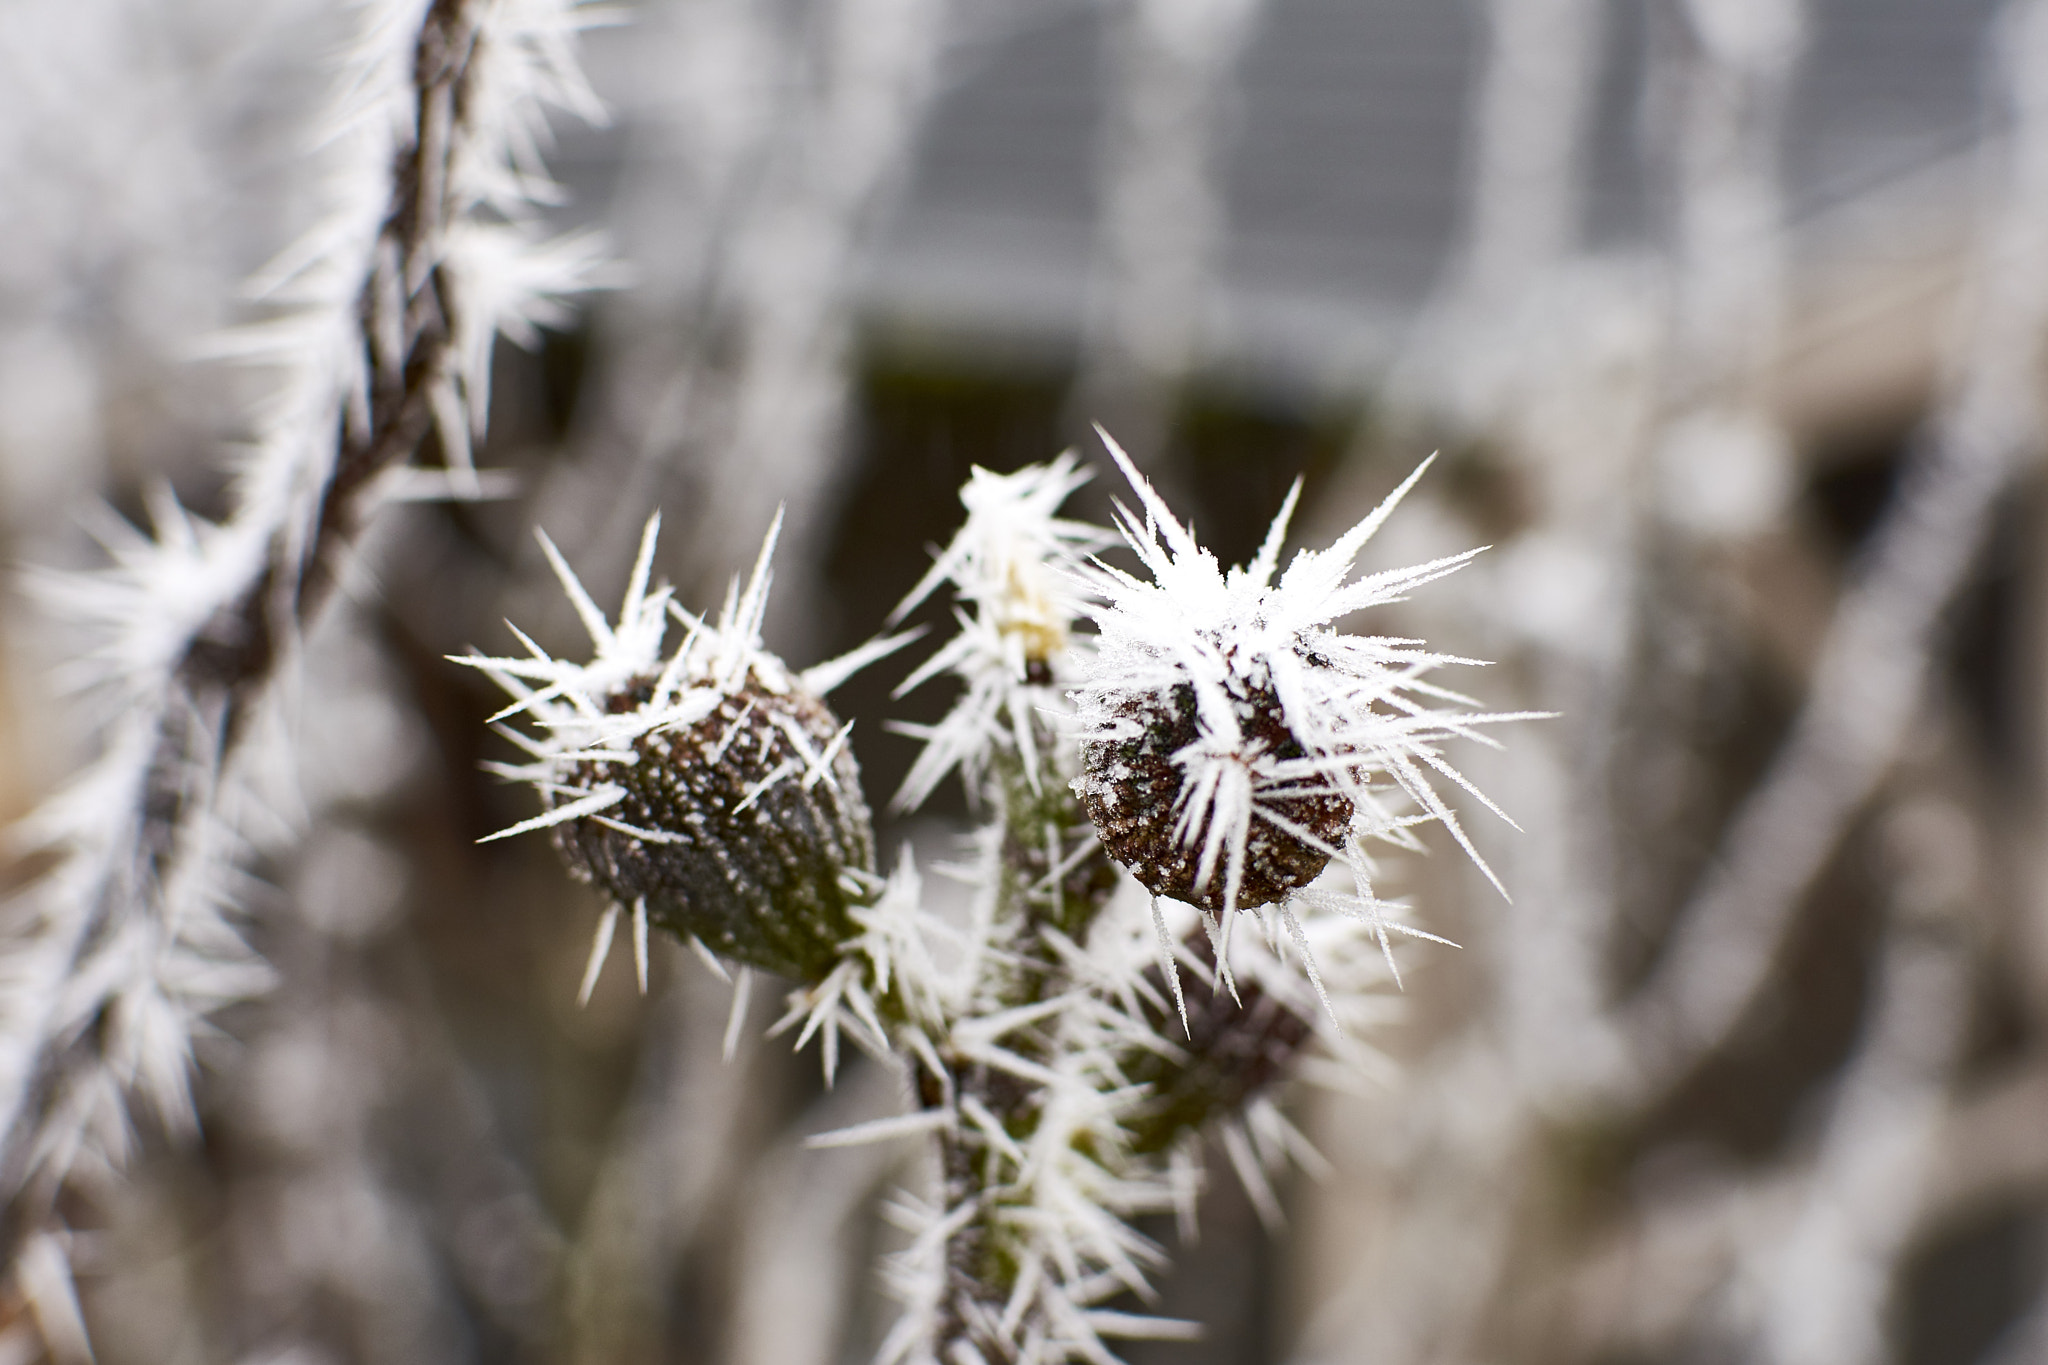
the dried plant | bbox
[10,0,2048,1359]
[460,431,1518,1362]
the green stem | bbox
[929,704,1118,1356]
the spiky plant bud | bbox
[1071,433,1524,925]
[549,670,875,981]
[457,513,897,987]
[1120,927,1315,1155]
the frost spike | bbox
[577,904,621,1008]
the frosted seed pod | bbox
[1076,680,1350,911]
[456,512,896,988]
[551,673,875,981]
[1069,431,1522,925]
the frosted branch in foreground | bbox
[0,0,602,1331]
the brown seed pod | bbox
[1074,680,1352,911]
[550,674,875,982]
[1121,927,1315,1155]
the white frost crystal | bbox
[887,452,1109,812]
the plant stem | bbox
[928,710,1119,1356]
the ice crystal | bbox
[773,852,959,1083]
[888,453,1111,813]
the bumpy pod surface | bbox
[552,673,875,982]
[458,514,892,987]
[1075,680,1352,911]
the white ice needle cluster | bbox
[887,453,1111,811]
[1071,432,1531,963]
[862,856,1407,1365]
[460,512,784,834]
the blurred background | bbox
[5,0,2048,1360]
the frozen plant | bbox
[466,433,1519,1362]
[1071,435,1525,1003]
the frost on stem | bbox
[888,452,1111,813]
[1070,430,1528,935]
[776,456,1125,1082]
[456,514,902,984]
[858,452,1425,1364]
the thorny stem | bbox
[926,709,1121,1356]
[994,745,1125,998]
[0,0,484,1277]
[918,703,1318,1357]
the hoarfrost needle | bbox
[887,452,1111,812]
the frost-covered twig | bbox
[0,0,601,1317]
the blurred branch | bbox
[1660,0,1807,403]
[1070,0,1266,466]
[538,0,956,651]
[1744,801,1976,1365]
[693,0,954,618]
[1454,0,1606,317]
[1563,880,1972,1365]
[564,976,774,1365]
[728,1061,905,1365]
[1917,1065,2048,1222]
[1613,0,2048,1088]
[0,0,598,1327]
